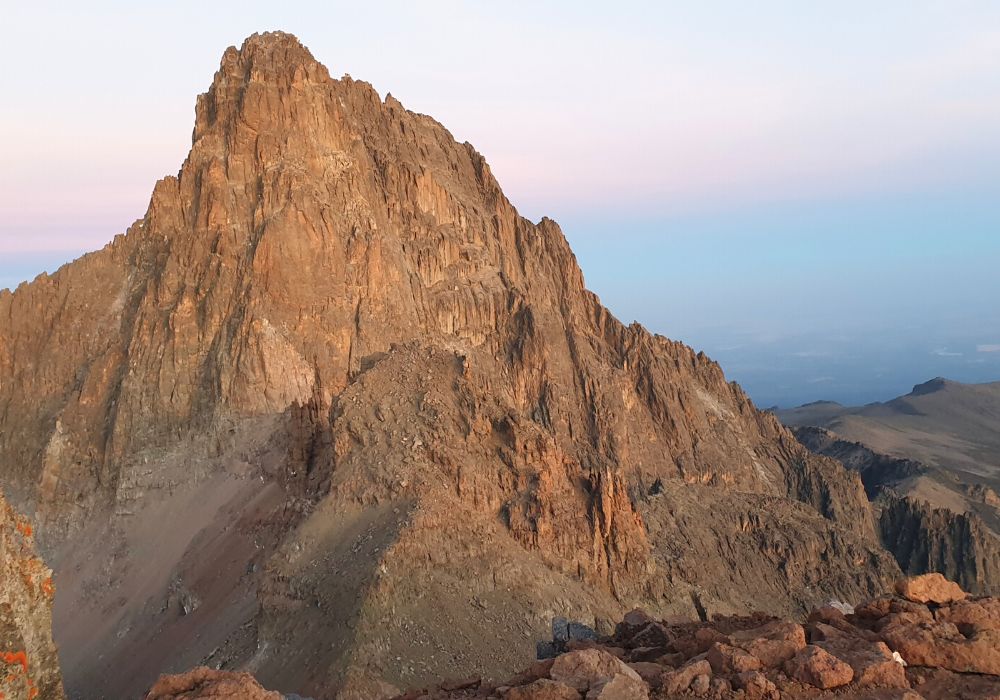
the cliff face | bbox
[0,490,64,700]
[880,495,1000,595]
[793,426,1000,595]
[0,32,897,699]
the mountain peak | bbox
[910,377,952,396]
[193,31,332,144]
[229,31,323,79]
[0,33,899,697]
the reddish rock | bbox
[709,676,732,697]
[735,670,780,700]
[549,649,641,692]
[661,659,712,694]
[625,662,664,688]
[855,597,895,620]
[508,659,557,686]
[882,622,1000,675]
[731,620,806,668]
[936,597,1000,633]
[584,673,648,699]
[688,673,711,696]
[896,574,967,605]
[808,605,857,634]
[706,642,762,674]
[652,652,685,668]
[818,638,908,688]
[615,610,653,641]
[876,609,935,632]
[144,668,282,699]
[808,621,848,642]
[906,666,1000,700]
[784,645,855,689]
[504,679,582,700]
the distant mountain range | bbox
[779,378,1000,594]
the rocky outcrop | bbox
[791,426,926,500]
[792,426,1000,595]
[0,32,897,698]
[880,496,1000,595]
[399,575,1000,699]
[145,668,285,699]
[0,490,64,700]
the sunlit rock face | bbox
[0,31,897,699]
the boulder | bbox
[817,638,908,688]
[661,659,712,695]
[936,597,1000,633]
[896,574,967,605]
[144,668,282,700]
[624,622,670,649]
[615,610,653,642]
[585,674,649,699]
[625,662,664,688]
[509,658,556,686]
[706,642,761,674]
[549,649,641,692]
[881,622,1000,675]
[783,645,855,689]
[735,671,779,700]
[731,620,806,668]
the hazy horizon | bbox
[3,2,999,408]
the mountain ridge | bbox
[0,32,899,699]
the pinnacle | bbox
[236,30,315,64]
[212,30,328,90]
[194,31,331,141]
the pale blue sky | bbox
[1,2,999,406]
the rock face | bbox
[145,668,283,700]
[0,32,898,699]
[879,494,1000,594]
[0,490,64,700]
[401,576,1000,699]
[793,426,1000,595]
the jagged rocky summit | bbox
[0,32,899,698]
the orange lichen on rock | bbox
[0,652,28,675]
[0,490,65,699]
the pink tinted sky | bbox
[2,3,1000,408]
[2,2,999,258]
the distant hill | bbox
[779,377,1000,487]
[779,378,1000,594]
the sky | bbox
[1,1,999,407]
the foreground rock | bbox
[895,573,967,605]
[145,668,283,699]
[0,490,65,700]
[391,576,1000,700]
